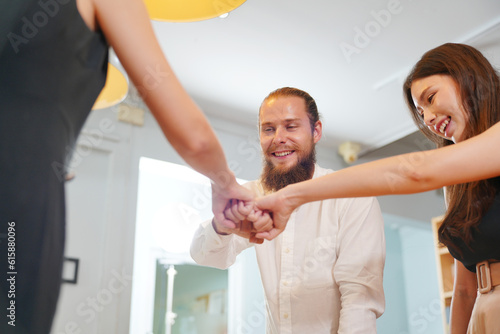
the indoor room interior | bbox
[49,1,500,333]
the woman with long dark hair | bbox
[254,43,500,333]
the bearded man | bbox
[191,87,386,334]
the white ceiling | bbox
[148,0,500,154]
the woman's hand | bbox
[254,187,298,240]
[212,198,266,244]
[211,178,254,232]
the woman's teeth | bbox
[439,118,450,135]
[274,151,292,157]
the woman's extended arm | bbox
[94,0,253,220]
[449,260,477,334]
[256,121,500,239]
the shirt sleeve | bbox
[334,197,386,334]
[190,218,254,270]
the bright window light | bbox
[136,157,247,254]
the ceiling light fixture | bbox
[338,141,361,164]
[93,1,247,110]
[144,0,246,22]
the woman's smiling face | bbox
[411,74,469,143]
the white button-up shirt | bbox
[191,165,385,333]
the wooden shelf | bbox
[432,215,454,333]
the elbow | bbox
[453,281,478,299]
[406,169,425,184]
[190,243,232,270]
[181,122,218,158]
[182,136,212,158]
[401,168,436,193]
[395,152,444,193]
[190,251,207,267]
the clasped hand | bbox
[213,199,272,244]
[211,180,294,243]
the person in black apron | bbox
[0,1,254,333]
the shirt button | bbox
[283,281,289,286]
[285,248,290,253]
[283,313,289,319]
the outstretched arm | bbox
[95,0,253,212]
[256,121,500,239]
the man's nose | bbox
[273,127,286,144]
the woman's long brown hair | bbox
[403,43,500,255]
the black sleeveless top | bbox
[448,191,500,273]
[0,0,108,332]
[0,0,108,177]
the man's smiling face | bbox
[259,95,322,192]
[259,95,320,171]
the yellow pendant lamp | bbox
[92,55,129,110]
[93,1,247,109]
[144,0,247,22]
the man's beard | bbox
[261,145,316,193]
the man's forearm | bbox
[190,219,253,270]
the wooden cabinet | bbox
[431,215,454,334]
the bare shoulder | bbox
[93,0,152,40]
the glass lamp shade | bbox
[92,63,128,110]
[144,0,247,22]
